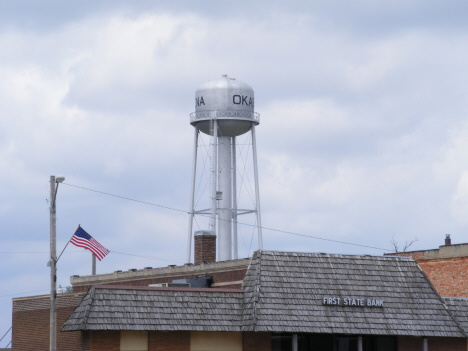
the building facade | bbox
[59,251,467,351]
[389,236,468,297]
[12,250,468,350]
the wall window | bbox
[271,334,292,351]
[120,331,148,351]
[271,333,396,351]
[336,336,358,351]
[191,332,242,351]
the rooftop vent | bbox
[149,283,191,288]
[445,234,451,246]
[173,276,212,288]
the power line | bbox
[64,183,187,213]
[0,250,185,264]
[63,182,391,252]
[0,251,90,254]
[111,251,184,263]
[0,327,11,343]
[0,289,49,298]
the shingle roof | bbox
[444,298,468,334]
[61,285,244,332]
[242,251,465,337]
[62,251,466,337]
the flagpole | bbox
[57,224,80,263]
[92,253,96,275]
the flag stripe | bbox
[70,237,106,260]
[70,237,107,260]
[70,226,109,261]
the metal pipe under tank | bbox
[217,135,232,261]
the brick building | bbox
[389,235,468,298]
[12,250,468,351]
[12,258,249,351]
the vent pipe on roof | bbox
[445,234,451,246]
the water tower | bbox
[186,75,263,263]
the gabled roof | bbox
[444,298,468,334]
[62,251,466,337]
[61,285,244,332]
[242,251,465,337]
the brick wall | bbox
[243,332,271,351]
[194,234,216,265]
[149,331,190,351]
[418,257,468,297]
[397,336,466,351]
[426,337,466,351]
[90,330,119,351]
[391,252,468,297]
[12,293,86,351]
[86,331,269,351]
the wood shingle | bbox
[62,251,466,338]
[241,251,465,337]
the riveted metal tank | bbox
[190,75,259,137]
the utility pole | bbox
[50,175,57,351]
[49,175,64,351]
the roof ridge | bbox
[414,261,467,338]
[79,286,95,330]
[251,250,262,331]
[261,250,412,259]
[91,284,244,293]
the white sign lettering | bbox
[323,296,384,307]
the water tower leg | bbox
[186,127,199,264]
[232,136,238,259]
[251,125,263,250]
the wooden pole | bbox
[49,176,57,351]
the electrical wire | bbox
[0,251,185,262]
[111,251,184,263]
[0,289,49,298]
[62,182,391,251]
[64,183,187,214]
[0,327,11,342]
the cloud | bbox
[2,2,468,342]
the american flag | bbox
[70,226,109,261]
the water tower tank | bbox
[190,75,259,137]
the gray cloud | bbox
[1,2,468,343]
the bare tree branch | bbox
[390,235,418,253]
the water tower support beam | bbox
[186,127,199,263]
[218,135,232,261]
[251,125,263,250]
[232,136,238,259]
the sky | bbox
[2,0,468,346]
